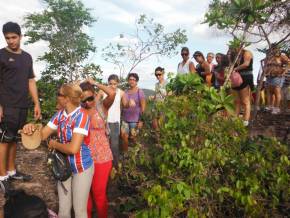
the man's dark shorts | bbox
[0,107,27,143]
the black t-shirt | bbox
[0,48,35,108]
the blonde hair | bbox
[61,83,83,106]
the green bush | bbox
[117,74,290,217]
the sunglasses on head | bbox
[181,53,189,56]
[81,96,94,103]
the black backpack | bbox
[4,190,49,218]
[47,149,72,182]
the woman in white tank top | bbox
[97,74,128,170]
[107,88,121,123]
[177,47,196,74]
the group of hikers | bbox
[0,21,289,218]
[177,45,290,126]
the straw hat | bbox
[19,124,42,150]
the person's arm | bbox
[281,54,290,65]
[95,90,104,102]
[48,133,84,155]
[202,62,211,76]
[137,90,146,128]
[140,98,146,114]
[202,62,212,86]
[234,51,253,71]
[189,62,196,74]
[87,78,116,111]
[120,89,129,108]
[29,78,41,120]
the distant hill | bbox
[141,88,155,98]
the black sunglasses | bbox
[81,96,94,103]
[181,53,189,56]
[155,73,162,77]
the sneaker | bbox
[271,107,280,115]
[265,106,273,112]
[0,179,10,193]
[9,171,32,181]
[243,120,249,126]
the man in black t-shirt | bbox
[0,22,41,193]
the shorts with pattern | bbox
[266,76,285,88]
[121,121,138,135]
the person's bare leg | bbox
[7,142,16,172]
[240,86,251,121]
[0,143,8,176]
[152,118,158,130]
[232,90,241,116]
[120,130,129,152]
[274,86,281,108]
[270,87,275,108]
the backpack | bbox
[47,149,72,182]
[4,189,49,218]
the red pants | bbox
[87,161,112,218]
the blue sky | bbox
[0,0,265,89]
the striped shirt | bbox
[47,106,93,174]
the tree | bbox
[204,0,289,46]
[102,14,188,79]
[23,0,102,82]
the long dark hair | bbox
[214,53,229,72]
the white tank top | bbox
[177,59,192,74]
[107,88,121,123]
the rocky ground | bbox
[0,110,289,217]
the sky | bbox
[0,0,266,89]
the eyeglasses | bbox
[155,74,162,77]
[181,53,189,56]
[128,78,137,81]
[57,92,65,97]
[81,96,94,103]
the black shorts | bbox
[1,107,28,142]
[232,74,254,91]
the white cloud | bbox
[84,0,135,25]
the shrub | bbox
[117,74,290,217]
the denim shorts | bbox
[266,76,285,88]
[121,121,137,135]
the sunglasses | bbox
[81,96,94,103]
[155,73,162,77]
[181,53,189,56]
[57,92,65,97]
